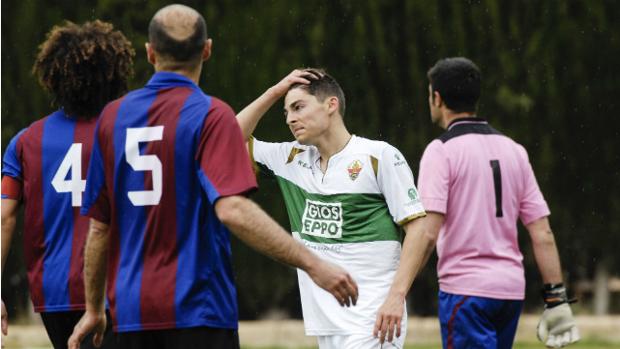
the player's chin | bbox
[293,133,310,145]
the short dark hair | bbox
[427,57,481,113]
[290,68,346,116]
[32,20,134,119]
[148,15,207,65]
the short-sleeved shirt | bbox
[418,117,550,300]
[81,72,257,332]
[1,110,97,312]
[251,135,425,335]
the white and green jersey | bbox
[250,135,425,336]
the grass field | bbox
[241,343,618,349]
[2,316,619,348]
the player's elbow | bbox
[215,195,249,227]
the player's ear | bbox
[145,43,156,65]
[326,96,339,116]
[202,39,212,62]
[433,91,443,108]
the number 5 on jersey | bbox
[126,126,164,206]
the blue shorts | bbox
[438,291,523,349]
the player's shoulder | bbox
[351,135,399,158]
[201,96,235,121]
[18,110,63,140]
[99,95,127,119]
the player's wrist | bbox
[542,283,576,309]
[388,289,407,302]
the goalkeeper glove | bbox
[537,283,580,348]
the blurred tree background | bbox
[2,0,619,320]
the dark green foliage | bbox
[2,0,619,319]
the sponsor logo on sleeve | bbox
[408,187,419,200]
[347,160,363,181]
[394,153,407,167]
[301,199,343,238]
[405,187,421,206]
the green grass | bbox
[242,340,618,349]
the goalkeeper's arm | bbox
[526,217,579,348]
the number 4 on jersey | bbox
[51,143,86,207]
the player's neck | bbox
[442,111,476,129]
[315,123,352,167]
[155,64,203,84]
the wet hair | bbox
[148,13,207,67]
[427,57,481,113]
[290,68,346,117]
[32,20,135,119]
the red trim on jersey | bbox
[97,98,124,324]
[447,296,469,349]
[1,176,22,200]
[139,87,191,326]
[68,118,98,308]
[20,122,47,311]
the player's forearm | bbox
[388,218,436,297]
[236,87,282,141]
[216,195,318,271]
[527,217,563,285]
[1,199,19,272]
[83,219,110,312]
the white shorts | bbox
[316,333,405,349]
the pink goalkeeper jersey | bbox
[418,117,550,300]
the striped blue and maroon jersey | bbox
[81,72,257,332]
[1,110,97,312]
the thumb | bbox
[537,316,548,342]
[93,332,103,348]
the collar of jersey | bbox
[310,134,357,165]
[146,71,198,89]
[447,116,487,130]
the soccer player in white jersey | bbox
[417,57,579,348]
[236,69,436,349]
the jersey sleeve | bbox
[2,130,26,200]
[517,145,550,225]
[81,125,111,223]
[377,144,426,225]
[249,137,293,177]
[418,140,450,214]
[197,100,258,204]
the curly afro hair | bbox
[32,20,135,119]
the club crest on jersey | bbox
[347,160,363,181]
[301,200,343,238]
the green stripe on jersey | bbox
[275,175,400,244]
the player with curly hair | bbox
[1,20,134,349]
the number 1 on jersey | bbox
[489,160,503,217]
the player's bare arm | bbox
[1,198,19,336]
[526,217,580,347]
[373,212,443,344]
[215,195,358,307]
[527,217,563,284]
[68,219,110,349]
[1,198,19,272]
[236,69,319,141]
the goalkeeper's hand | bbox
[537,284,580,348]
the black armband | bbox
[542,283,576,309]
